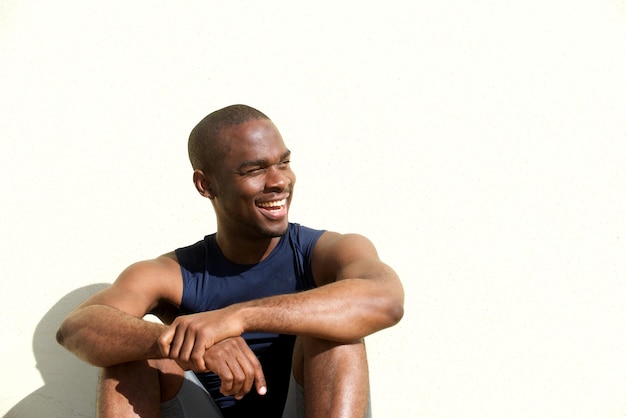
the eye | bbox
[245,167,265,175]
[278,160,291,168]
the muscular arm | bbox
[58,253,269,397]
[56,254,183,367]
[160,232,404,365]
[242,232,404,340]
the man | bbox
[57,104,404,418]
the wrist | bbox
[230,302,256,334]
[149,321,169,360]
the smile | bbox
[256,198,287,209]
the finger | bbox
[226,359,247,399]
[249,353,267,396]
[190,338,208,371]
[254,370,267,396]
[235,339,266,396]
[168,324,188,359]
[214,364,234,396]
[232,353,256,398]
[219,360,241,397]
[178,326,197,363]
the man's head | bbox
[188,104,270,175]
[188,105,296,240]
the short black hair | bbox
[188,104,269,173]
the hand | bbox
[201,337,267,399]
[172,337,267,399]
[158,307,244,369]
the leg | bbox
[292,336,370,418]
[97,359,184,418]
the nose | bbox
[265,165,290,191]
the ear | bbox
[193,170,216,199]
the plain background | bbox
[1,1,625,417]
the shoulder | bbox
[313,231,379,260]
[311,231,381,285]
[87,252,184,319]
[118,252,181,285]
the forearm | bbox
[57,304,167,367]
[238,277,404,342]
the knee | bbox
[293,338,371,418]
[100,359,184,403]
[149,359,186,402]
[101,358,180,377]
[100,359,153,381]
[299,336,367,358]
[293,337,368,383]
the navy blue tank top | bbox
[175,223,324,417]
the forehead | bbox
[219,119,288,164]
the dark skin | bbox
[57,118,404,403]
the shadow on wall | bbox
[5,283,109,418]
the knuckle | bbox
[157,335,168,348]
[191,353,203,365]
[233,371,245,384]
[244,364,258,376]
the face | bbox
[206,118,296,239]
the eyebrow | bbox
[236,150,291,172]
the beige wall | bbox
[2,1,625,416]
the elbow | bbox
[375,266,405,328]
[56,318,81,353]
[55,315,100,365]
[55,317,87,362]
[56,317,73,349]
[55,326,66,347]
[382,293,404,328]
[379,279,405,328]
[56,311,80,348]
[387,299,404,326]
[360,294,403,339]
[55,322,106,367]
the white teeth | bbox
[257,199,286,208]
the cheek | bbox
[235,179,265,199]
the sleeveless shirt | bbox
[174,223,324,417]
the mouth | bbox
[256,198,287,209]
[256,198,288,220]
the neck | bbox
[215,232,281,265]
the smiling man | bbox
[57,105,404,418]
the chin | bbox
[258,222,289,238]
